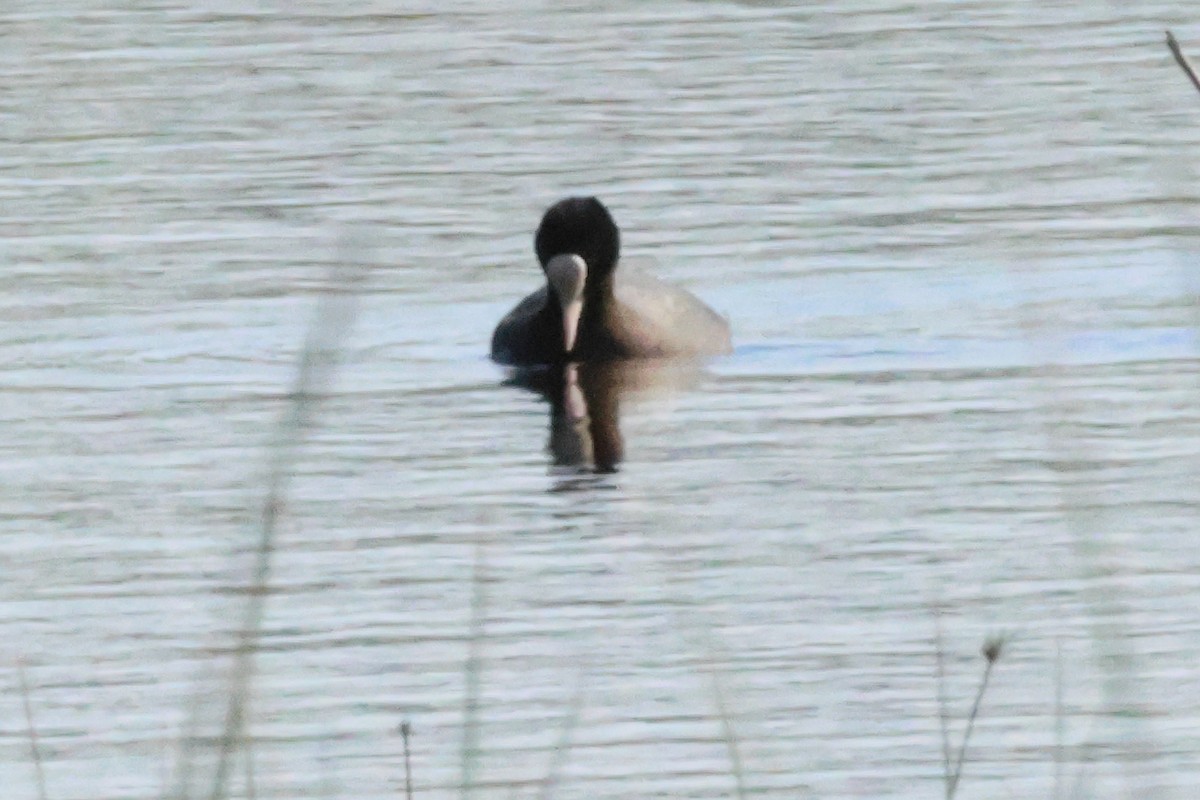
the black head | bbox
[534,197,620,281]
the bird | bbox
[491,197,732,366]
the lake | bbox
[3,1,1200,798]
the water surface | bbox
[3,2,1200,798]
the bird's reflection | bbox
[506,360,704,475]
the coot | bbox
[491,197,732,366]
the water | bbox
[3,2,1200,797]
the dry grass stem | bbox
[945,636,1006,800]
[401,721,414,800]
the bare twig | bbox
[17,658,47,800]
[1167,31,1200,96]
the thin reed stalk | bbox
[244,744,256,800]
[17,658,47,800]
[1054,638,1065,800]
[535,668,588,800]
[706,659,747,800]
[933,608,952,796]
[198,259,364,800]
[460,542,488,800]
